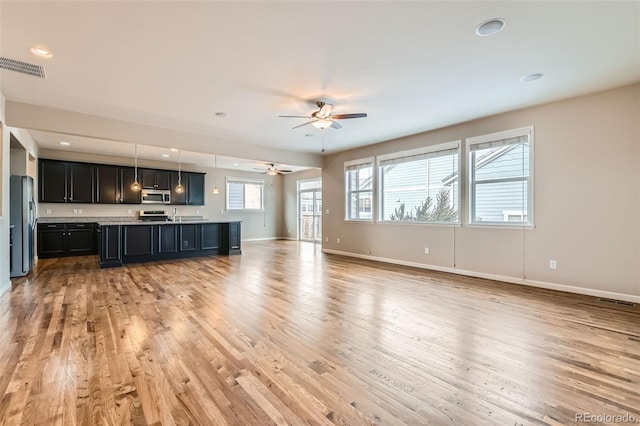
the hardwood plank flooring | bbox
[1,240,639,425]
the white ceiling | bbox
[1,1,639,163]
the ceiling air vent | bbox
[0,56,46,79]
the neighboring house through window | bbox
[345,158,373,221]
[467,126,533,226]
[226,177,264,210]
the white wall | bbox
[37,149,284,240]
[322,84,640,302]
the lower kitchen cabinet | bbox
[37,223,97,259]
[179,224,199,251]
[123,225,154,257]
[98,225,122,267]
[97,221,241,267]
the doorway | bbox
[298,179,322,243]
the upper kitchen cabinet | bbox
[141,169,170,190]
[95,165,141,204]
[39,159,94,203]
[187,173,205,206]
[169,171,205,205]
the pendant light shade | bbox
[175,150,184,193]
[212,154,219,195]
[131,144,141,191]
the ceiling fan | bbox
[280,101,367,130]
[254,163,292,176]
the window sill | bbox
[465,223,535,230]
[343,219,374,223]
[377,221,462,227]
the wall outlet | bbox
[73,208,78,214]
[325,237,328,243]
[549,260,557,270]
[326,209,330,214]
[424,247,429,254]
[78,209,83,214]
[337,238,341,244]
[127,209,132,214]
[196,209,200,215]
[46,209,51,215]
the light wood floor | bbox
[1,241,639,425]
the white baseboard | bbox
[322,249,640,304]
[0,280,10,297]
[242,237,281,242]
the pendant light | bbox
[131,144,141,191]
[212,154,219,194]
[175,150,184,194]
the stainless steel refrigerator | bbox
[10,175,35,277]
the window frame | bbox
[377,141,461,225]
[344,157,374,222]
[225,177,264,211]
[466,126,534,228]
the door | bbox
[120,167,141,204]
[96,165,119,203]
[39,160,67,202]
[187,173,205,205]
[298,179,322,243]
[68,163,94,203]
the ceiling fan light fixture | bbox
[312,119,333,130]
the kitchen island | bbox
[98,220,241,268]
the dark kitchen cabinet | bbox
[40,161,67,203]
[96,165,141,204]
[98,225,122,267]
[123,225,154,257]
[39,160,94,203]
[37,223,97,258]
[201,223,220,251]
[222,222,242,254]
[142,169,170,190]
[170,171,187,205]
[169,172,205,205]
[38,224,66,257]
[179,224,199,251]
[157,224,178,254]
[186,173,205,205]
[120,167,142,204]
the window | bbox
[379,142,460,223]
[467,126,533,226]
[345,158,373,220]
[226,178,264,210]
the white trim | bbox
[466,125,534,227]
[242,237,280,242]
[466,126,534,146]
[344,157,374,169]
[0,280,10,297]
[321,249,640,304]
[377,140,460,163]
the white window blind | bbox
[226,178,264,210]
[345,158,373,221]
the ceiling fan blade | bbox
[279,169,293,173]
[319,103,333,118]
[279,115,312,118]
[331,113,367,120]
[292,121,315,129]
[330,121,342,129]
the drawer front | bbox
[67,222,96,229]
[39,223,65,230]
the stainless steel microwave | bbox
[141,189,171,204]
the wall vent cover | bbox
[0,56,46,79]
[598,297,636,307]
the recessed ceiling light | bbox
[233,163,239,166]
[30,47,52,57]
[215,112,229,118]
[170,148,179,152]
[162,154,170,158]
[475,18,506,36]
[521,72,544,82]
[60,141,71,146]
